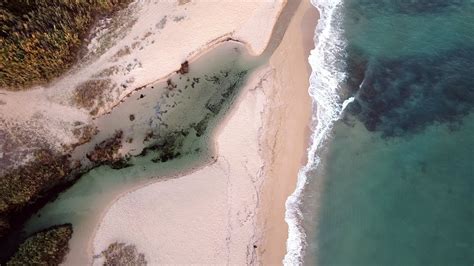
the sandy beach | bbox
[259,0,318,263]
[92,0,318,264]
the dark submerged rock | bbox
[86,130,131,168]
[177,61,189,75]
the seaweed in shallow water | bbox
[348,48,474,137]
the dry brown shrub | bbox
[100,242,147,266]
[112,46,131,61]
[73,79,114,110]
[178,0,191,5]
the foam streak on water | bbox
[283,0,347,264]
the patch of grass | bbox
[149,131,185,163]
[7,224,73,265]
[0,0,132,89]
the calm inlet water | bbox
[22,42,260,264]
[286,0,474,265]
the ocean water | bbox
[286,0,474,265]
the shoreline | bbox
[259,0,319,263]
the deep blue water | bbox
[301,0,474,265]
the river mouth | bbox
[19,41,262,264]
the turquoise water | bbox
[300,0,474,265]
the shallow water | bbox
[297,0,474,265]
[23,42,260,264]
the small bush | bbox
[73,79,114,110]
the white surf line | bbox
[283,0,347,264]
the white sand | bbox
[0,0,285,166]
[92,67,273,264]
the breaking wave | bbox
[283,0,350,264]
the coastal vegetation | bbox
[0,131,132,259]
[6,224,73,265]
[0,150,76,238]
[0,0,131,89]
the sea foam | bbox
[283,0,348,264]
